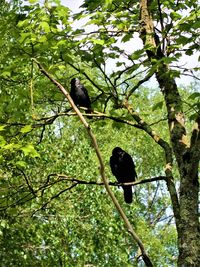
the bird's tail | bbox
[123,186,132,204]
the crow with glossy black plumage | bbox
[70,78,92,117]
[110,147,137,204]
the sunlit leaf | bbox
[15,160,27,168]
[20,125,32,133]
[21,144,40,158]
[0,125,6,131]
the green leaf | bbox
[188,92,200,100]
[176,35,190,45]
[90,39,105,45]
[163,57,178,64]
[0,125,6,131]
[121,33,132,43]
[131,49,145,60]
[3,143,21,150]
[116,62,125,67]
[40,21,50,33]
[19,32,31,43]
[21,144,40,158]
[1,71,11,77]
[28,0,38,3]
[17,19,29,28]
[20,125,32,133]
[7,208,18,215]
[0,155,4,163]
[170,11,182,20]
[105,0,113,6]
[152,101,163,111]
[38,35,47,43]
[0,220,7,228]
[15,160,27,168]
[0,136,6,147]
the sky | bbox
[62,0,199,87]
[61,0,82,11]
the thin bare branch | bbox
[16,168,36,197]
[66,61,104,93]
[126,72,154,100]
[46,173,167,186]
[32,183,78,216]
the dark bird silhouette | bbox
[70,78,92,117]
[110,147,137,204]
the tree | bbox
[0,0,199,266]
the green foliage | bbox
[0,0,199,266]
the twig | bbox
[47,173,167,186]
[37,124,45,145]
[16,167,36,197]
[32,183,77,216]
[66,61,104,93]
[126,72,154,100]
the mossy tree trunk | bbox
[139,0,200,265]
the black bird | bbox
[110,147,137,204]
[70,78,92,117]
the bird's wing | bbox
[81,85,90,97]
[77,84,91,107]
[110,156,119,177]
[70,85,76,98]
[123,152,137,179]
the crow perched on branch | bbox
[70,78,92,117]
[110,147,137,204]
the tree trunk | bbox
[139,0,200,265]
[178,173,199,266]
[178,141,200,266]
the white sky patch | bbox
[61,0,83,12]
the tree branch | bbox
[46,173,167,186]
[32,58,153,267]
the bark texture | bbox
[139,0,200,265]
